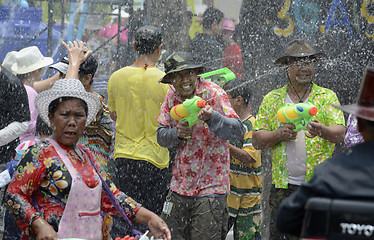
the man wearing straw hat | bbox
[252,39,346,239]
[277,66,374,237]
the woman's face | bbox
[48,98,87,147]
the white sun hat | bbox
[11,46,53,75]
[2,51,18,72]
[35,78,101,127]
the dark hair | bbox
[36,115,53,137]
[134,25,163,55]
[223,78,251,106]
[17,72,31,82]
[61,54,98,84]
[78,54,98,81]
[48,97,88,117]
[202,7,224,30]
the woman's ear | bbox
[48,113,54,129]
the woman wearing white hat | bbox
[12,46,54,143]
[4,41,171,240]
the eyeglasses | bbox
[170,70,196,84]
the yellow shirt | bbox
[108,66,170,168]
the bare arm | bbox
[33,72,60,92]
[31,217,57,240]
[252,123,297,150]
[229,144,255,164]
[110,111,117,121]
[306,120,345,143]
[134,207,171,240]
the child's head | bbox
[223,78,251,112]
[36,115,53,139]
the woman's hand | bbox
[31,217,57,240]
[62,40,92,67]
[147,214,171,240]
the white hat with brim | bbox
[12,46,53,75]
[333,66,374,122]
[2,51,17,71]
[35,78,101,127]
[50,62,69,75]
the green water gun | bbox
[198,67,236,87]
[276,102,318,132]
[170,96,206,128]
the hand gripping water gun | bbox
[276,102,318,132]
[170,96,206,127]
[198,67,236,87]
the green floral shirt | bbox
[254,83,345,188]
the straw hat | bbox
[274,39,324,65]
[35,79,101,127]
[334,66,374,121]
[12,46,53,75]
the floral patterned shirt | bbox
[344,114,363,147]
[254,83,345,188]
[158,78,239,196]
[5,140,140,239]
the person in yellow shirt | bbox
[223,78,262,240]
[107,25,170,237]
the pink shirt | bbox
[158,79,239,196]
[98,24,128,43]
[20,84,38,142]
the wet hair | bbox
[61,54,98,84]
[78,54,98,82]
[134,25,163,55]
[223,78,251,106]
[202,7,224,30]
[36,115,53,137]
[48,97,88,117]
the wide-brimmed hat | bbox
[274,39,325,65]
[159,51,204,84]
[35,78,101,127]
[12,46,53,75]
[2,51,17,72]
[334,66,374,121]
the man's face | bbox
[170,69,198,100]
[286,57,316,86]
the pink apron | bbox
[49,139,103,239]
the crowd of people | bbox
[0,5,372,240]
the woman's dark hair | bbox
[36,115,53,136]
[223,78,252,106]
[202,7,224,30]
[48,97,88,117]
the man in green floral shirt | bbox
[252,39,345,240]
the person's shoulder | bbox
[312,83,337,96]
